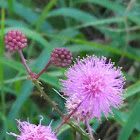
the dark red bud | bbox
[50,47,73,68]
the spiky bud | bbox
[4,30,27,53]
[50,47,73,67]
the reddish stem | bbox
[18,50,52,79]
[85,115,94,139]
[35,60,52,79]
[54,102,82,133]
[18,50,32,74]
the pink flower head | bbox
[4,30,27,53]
[7,116,58,140]
[61,56,125,122]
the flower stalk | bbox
[34,60,52,79]
[33,80,94,140]
[18,50,32,74]
[54,102,82,133]
[18,50,53,79]
[85,115,95,140]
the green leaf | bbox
[71,17,124,29]
[127,47,140,58]
[45,33,140,62]
[124,81,140,99]
[74,0,125,12]
[123,72,138,83]
[0,19,28,27]
[0,85,17,95]
[8,81,33,121]
[33,49,50,70]
[50,29,80,48]
[111,109,127,126]
[7,0,14,18]
[0,57,61,88]
[118,99,140,140]
[108,109,140,132]
[74,0,140,25]
[47,8,96,22]
[56,124,71,137]
[0,1,53,31]
[4,76,26,84]
[46,7,125,45]
[36,0,58,31]
[40,74,60,89]
[67,44,104,52]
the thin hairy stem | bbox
[85,115,95,140]
[33,80,94,140]
[18,50,32,74]
[54,102,82,133]
[18,50,52,79]
[33,80,64,117]
[35,60,52,79]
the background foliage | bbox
[0,0,140,140]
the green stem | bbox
[33,80,64,117]
[0,5,8,140]
[33,80,93,140]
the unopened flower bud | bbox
[50,47,73,67]
[4,30,27,53]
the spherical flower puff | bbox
[4,30,27,53]
[50,47,73,68]
[61,56,125,122]
[7,116,58,140]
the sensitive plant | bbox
[5,30,125,140]
[7,116,58,140]
[4,30,27,52]
[61,56,125,122]
[4,30,73,79]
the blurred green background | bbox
[0,0,140,140]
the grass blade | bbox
[0,57,61,88]
[36,0,58,31]
[124,81,140,98]
[46,8,96,22]
[7,0,14,18]
[45,33,140,62]
[0,4,7,140]
[74,0,125,12]
[0,1,53,31]
[118,99,140,140]
[8,81,33,121]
